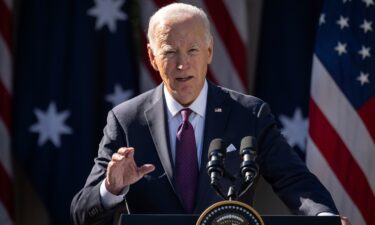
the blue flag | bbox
[255,1,323,159]
[13,0,137,224]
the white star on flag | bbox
[360,19,373,33]
[105,84,133,107]
[29,102,73,148]
[336,15,350,30]
[319,14,326,26]
[358,45,371,59]
[362,0,374,7]
[87,0,127,33]
[279,108,309,150]
[335,41,347,55]
[357,72,370,85]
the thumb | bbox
[138,164,155,176]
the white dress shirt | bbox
[100,80,208,209]
[164,80,207,167]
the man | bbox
[71,3,350,225]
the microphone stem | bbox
[227,185,237,201]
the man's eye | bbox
[189,48,198,53]
[164,51,176,56]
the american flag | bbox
[306,1,375,225]
[138,0,249,93]
[0,0,14,224]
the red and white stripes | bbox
[0,0,14,224]
[307,55,375,225]
[139,0,248,93]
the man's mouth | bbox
[176,76,193,82]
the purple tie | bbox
[175,108,198,213]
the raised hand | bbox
[105,147,155,195]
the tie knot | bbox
[180,108,192,122]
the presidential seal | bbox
[196,200,264,225]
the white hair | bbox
[147,3,212,50]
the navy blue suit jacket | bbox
[71,82,338,225]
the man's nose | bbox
[176,53,190,70]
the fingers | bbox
[111,147,134,161]
[109,147,155,179]
[117,147,155,177]
[110,147,155,177]
[117,147,134,157]
[138,164,155,176]
[111,153,124,161]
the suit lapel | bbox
[144,83,234,211]
[195,83,233,212]
[144,85,175,193]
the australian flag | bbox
[255,0,323,159]
[13,0,137,224]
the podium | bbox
[119,214,341,225]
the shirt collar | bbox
[164,80,208,118]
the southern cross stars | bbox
[29,102,73,148]
[105,84,134,107]
[362,0,374,7]
[319,13,326,26]
[279,108,309,150]
[87,0,127,33]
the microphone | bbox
[206,138,226,185]
[240,136,258,183]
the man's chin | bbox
[174,94,196,107]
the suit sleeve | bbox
[70,110,128,225]
[255,103,339,215]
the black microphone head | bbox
[240,136,256,155]
[208,138,226,158]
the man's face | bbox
[148,16,213,106]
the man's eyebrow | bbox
[161,45,174,51]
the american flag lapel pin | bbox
[214,107,222,112]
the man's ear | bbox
[147,44,159,71]
[207,37,214,64]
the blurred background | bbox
[1,0,374,225]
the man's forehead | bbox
[156,28,204,46]
[155,15,204,33]
[155,23,205,42]
[159,41,201,49]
